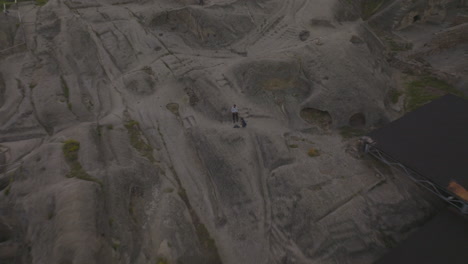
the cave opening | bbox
[349,113,366,128]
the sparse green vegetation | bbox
[107,124,113,130]
[61,77,69,99]
[124,120,155,162]
[47,211,54,220]
[0,1,16,8]
[339,126,366,139]
[405,85,439,112]
[386,38,413,51]
[125,120,139,127]
[3,178,13,196]
[96,126,102,137]
[108,218,114,227]
[307,148,320,157]
[157,258,168,264]
[29,82,37,89]
[63,139,80,161]
[194,219,218,259]
[60,76,72,110]
[174,176,221,262]
[289,144,299,148]
[362,0,386,19]
[389,89,403,104]
[0,0,44,9]
[163,187,174,193]
[63,139,103,186]
[111,240,120,251]
[405,76,464,112]
[35,0,48,6]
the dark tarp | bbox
[376,209,468,264]
[368,94,468,197]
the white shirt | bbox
[231,106,238,113]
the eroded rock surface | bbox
[1,0,463,263]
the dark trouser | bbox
[232,113,239,123]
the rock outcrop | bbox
[1,0,463,263]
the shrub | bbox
[308,148,320,157]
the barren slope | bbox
[2,0,464,263]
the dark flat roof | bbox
[376,209,468,264]
[368,94,468,193]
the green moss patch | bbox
[63,139,102,186]
[63,139,80,161]
[124,120,155,162]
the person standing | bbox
[231,104,239,123]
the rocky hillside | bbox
[0,0,465,263]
